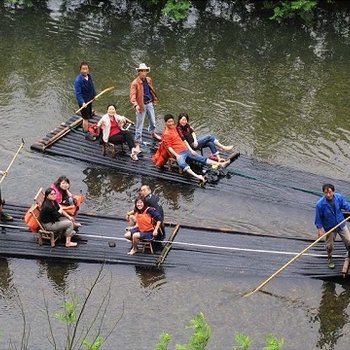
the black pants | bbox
[109,131,135,151]
[79,103,93,119]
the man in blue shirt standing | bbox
[315,183,350,269]
[74,62,96,140]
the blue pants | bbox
[135,102,156,143]
[177,151,208,171]
[194,134,218,155]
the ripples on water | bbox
[1,3,350,348]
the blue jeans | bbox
[194,135,218,154]
[135,102,156,143]
[177,151,208,170]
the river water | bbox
[1,1,350,349]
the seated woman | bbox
[177,112,233,161]
[124,197,162,256]
[39,188,77,247]
[98,104,141,160]
[51,176,84,222]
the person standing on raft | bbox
[315,183,350,269]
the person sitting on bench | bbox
[98,104,141,160]
[161,114,230,183]
[177,112,233,161]
[124,197,161,255]
[39,188,77,248]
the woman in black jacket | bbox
[39,188,77,247]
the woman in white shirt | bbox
[98,104,141,160]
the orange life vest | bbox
[24,204,40,232]
[136,208,154,232]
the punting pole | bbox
[0,139,25,186]
[156,224,180,267]
[43,86,115,150]
[42,117,83,150]
[243,216,350,298]
[74,86,115,114]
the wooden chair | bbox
[102,142,125,158]
[29,204,61,247]
[34,187,45,207]
[140,239,154,254]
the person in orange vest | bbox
[124,197,162,255]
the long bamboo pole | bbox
[75,86,114,114]
[0,139,25,185]
[43,86,115,150]
[42,117,83,150]
[243,216,350,297]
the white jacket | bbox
[97,113,126,143]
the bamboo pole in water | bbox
[0,139,25,185]
[243,216,350,297]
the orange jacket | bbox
[130,76,158,113]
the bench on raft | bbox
[26,188,63,247]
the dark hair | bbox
[134,196,147,213]
[322,184,335,192]
[177,112,189,123]
[54,176,70,192]
[106,104,117,111]
[164,114,174,122]
[80,61,90,69]
[44,187,55,199]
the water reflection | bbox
[313,281,350,350]
[82,167,195,212]
[0,258,13,296]
[83,167,138,199]
[135,266,166,292]
[37,261,78,293]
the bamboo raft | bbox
[29,115,239,187]
[1,203,350,279]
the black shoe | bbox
[85,133,97,141]
[0,212,13,222]
[328,258,335,269]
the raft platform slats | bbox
[1,203,349,279]
[0,204,167,267]
[30,115,234,186]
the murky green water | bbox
[1,1,350,349]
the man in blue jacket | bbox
[74,62,96,140]
[315,183,350,269]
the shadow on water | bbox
[135,266,166,291]
[311,281,350,350]
[0,258,13,296]
[37,260,78,293]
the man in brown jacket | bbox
[130,63,161,145]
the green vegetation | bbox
[263,0,333,22]
[0,266,123,350]
[2,0,339,23]
[155,312,284,350]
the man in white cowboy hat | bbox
[130,63,161,145]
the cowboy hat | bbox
[136,63,150,72]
